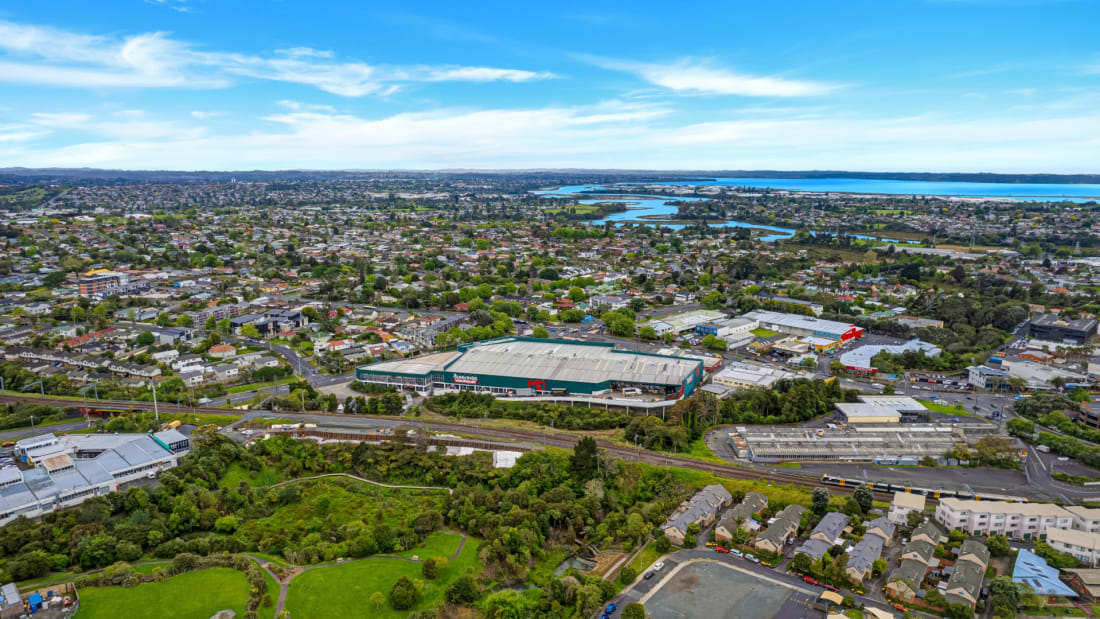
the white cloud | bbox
[0,19,557,96]
[590,57,839,97]
[8,101,1100,174]
[145,0,192,13]
[421,66,558,82]
[190,110,222,119]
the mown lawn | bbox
[77,568,249,619]
[628,540,663,575]
[227,377,295,394]
[284,537,481,618]
[396,531,463,560]
[219,462,283,488]
[917,399,973,417]
[750,328,780,338]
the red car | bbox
[714,546,730,553]
[802,576,819,585]
[821,584,840,592]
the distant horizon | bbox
[1,1,1099,171]
[3,167,1100,184]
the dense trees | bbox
[426,392,630,430]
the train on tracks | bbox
[820,474,1029,503]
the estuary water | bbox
[533,176,1097,241]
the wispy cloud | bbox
[145,0,192,13]
[9,98,1099,174]
[587,57,840,97]
[0,20,557,96]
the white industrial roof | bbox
[840,339,941,369]
[835,403,902,420]
[744,310,856,336]
[444,339,699,387]
[360,351,461,376]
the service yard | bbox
[643,561,817,619]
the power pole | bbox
[151,380,159,422]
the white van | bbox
[622,388,642,396]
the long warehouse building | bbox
[356,336,704,398]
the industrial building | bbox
[356,337,703,399]
[2,430,190,526]
[727,422,996,463]
[1028,313,1098,345]
[743,310,863,352]
[712,362,805,390]
[834,395,931,424]
[839,339,941,374]
[644,309,727,336]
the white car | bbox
[651,562,665,572]
[1058,457,1069,462]
[729,549,744,558]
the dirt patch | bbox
[664,571,700,594]
[590,551,628,579]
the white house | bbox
[935,499,1074,540]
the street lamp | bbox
[148,379,159,422]
[22,381,43,397]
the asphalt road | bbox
[610,547,918,619]
[0,420,89,442]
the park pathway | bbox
[246,529,467,617]
[268,472,454,495]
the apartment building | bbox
[1069,506,1100,534]
[934,499,1073,540]
[1048,528,1100,567]
[660,484,732,546]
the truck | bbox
[1036,445,1051,453]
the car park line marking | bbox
[638,559,810,605]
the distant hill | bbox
[0,167,1097,185]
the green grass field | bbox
[76,568,249,619]
[628,540,663,575]
[678,438,725,463]
[219,462,283,488]
[253,559,280,619]
[227,377,295,394]
[395,531,463,560]
[750,328,781,338]
[917,399,973,417]
[284,538,480,618]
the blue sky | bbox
[0,0,1098,172]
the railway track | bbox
[1,393,911,503]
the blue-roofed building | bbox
[0,432,189,526]
[1013,549,1079,600]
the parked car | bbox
[652,562,665,572]
[606,603,617,614]
[643,571,655,580]
[802,576,819,585]
[893,603,907,612]
[745,555,760,564]
[822,584,840,592]
[715,546,730,553]
[705,541,717,547]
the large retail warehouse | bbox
[356,337,704,398]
